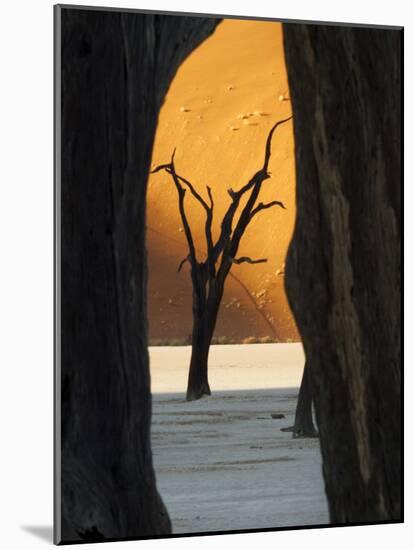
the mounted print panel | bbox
[54,4,402,545]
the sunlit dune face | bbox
[147,19,299,343]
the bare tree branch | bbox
[230,256,268,265]
[152,117,292,273]
[159,167,211,212]
[211,175,263,262]
[169,153,197,266]
[214,119,292,284]
[151,155,215,276]
[173,171,210,212]
[212,118,292,265]
[169,171,214,277]
[204,186,215,279]
[150,148,178,175]
[262,116,293,171]
[150,162,172,174]
[211,196,239,262]
[206,186,214,209]
[249,200,286,220]
[152,156,211,213]
[177,255,190,273]
[224,177,266,262]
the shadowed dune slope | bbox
[147,20,299,343]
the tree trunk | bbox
[293,362,318,438]
[283,23,401,523]
[186,312,212,401]
[186,280,224,401]
[57,6,219,542]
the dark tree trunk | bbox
[57,6,219,543]
[187,312,212,401]
[283,24,402,523]
[186,281,223,401]
[292,362,318,438]
[186,267,211,401]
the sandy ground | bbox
[147,20,299,342]
[150,344,329,534]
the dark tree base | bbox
[289,362,318,439]
[280,426,319,438]
[186,381,211,402]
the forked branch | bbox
[151,116,292,286]
[151,164,210,213]
[151,152,215,275]
[213,117,292,263]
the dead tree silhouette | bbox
[152,117,292,401]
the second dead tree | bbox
[281,361,318,438]
[152,117,292,401]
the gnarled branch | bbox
[262,116,293,171]
[230,256,268,265]
[205,186,215,279]
[250,200,286,221]
[168,152,197,266]
[213,117,292,266]
[151,152,215,276]
[150,162,172,175]
[152,164,210,213]
[211,175,264,262]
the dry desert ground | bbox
[150,343,329,533]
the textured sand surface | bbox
[147,20,298,343]
[150,344,329,533]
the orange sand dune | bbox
[147,20,299,343]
